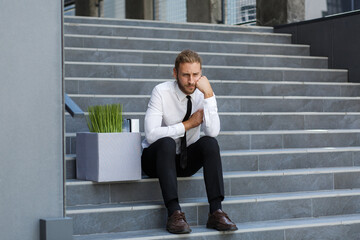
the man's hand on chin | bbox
[195,75,214,99]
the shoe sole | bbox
[206,224,238,231]
[167,228,192,234]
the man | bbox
[141,49,237,234]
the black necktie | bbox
[180,96,192,169]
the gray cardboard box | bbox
[76,132,142,182]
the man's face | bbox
[174,62,202,95]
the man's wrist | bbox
[203,91,214,99]
[182,120,192,131]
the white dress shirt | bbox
[142,81,220,154]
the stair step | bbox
[66,94,360,113]
[63,16,360,238]
[66,112,360,133]
[66,167,360,207]
[66,129,360,154]
[216,129,360,150]
[67,188,360,235]
[64,35,310,56]
[64,62,347,82]
[64,16,274,33]
[64,48,328,68]
[65,78,360,96]
[66,146,360,179]
[72,214,360,240]
[64,23,291,44]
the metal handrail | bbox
[65,94,84,117]
[64,0,74,7]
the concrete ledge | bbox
[40,218,73,240]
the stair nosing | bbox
[64,22,291,37]
[65,111,360,116]
[67,93,360,100]
[221,146,360,155]
[220,129,360,134]
[65,129,360,137]
[66,188,360,214]
[64,77,360,86]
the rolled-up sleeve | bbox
[144,88,185,145]
[202,95,220,137]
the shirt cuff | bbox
[203,94,217,108]
[175,122,185,137]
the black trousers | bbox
[141,136,225,208]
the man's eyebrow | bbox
[182,72,200,75]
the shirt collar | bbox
[174,81,195,102]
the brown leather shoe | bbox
[166,210,192,234]
[206,209,238,231]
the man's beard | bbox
[177,76,196,95]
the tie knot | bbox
[186,95,191,100]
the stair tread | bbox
[64,16,274,31]
[64,33,308,47]
[64,22,289,37]
[66,146,360,160]
[64,77,360,86]
[64,47,326,59]
[66,166,360,187]
[72,213,360,240]
[65,61,346,72]
[67,188,360,212]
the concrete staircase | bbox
[64,16,360,239]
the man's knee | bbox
[154,137,176,154]
[199,136,219,151]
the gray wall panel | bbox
[0,1,64,240]
[275,11,360,82]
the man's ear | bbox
[173,68,177,79]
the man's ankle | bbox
[166,199,181,217]
[209,199,222,214]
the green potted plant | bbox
[76,104,141,182]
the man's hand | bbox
[183,109,204,131]
[196,75,214,99]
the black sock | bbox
[210,198,222,214]
[166,199,181,217]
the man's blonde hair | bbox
[174,49,202,73]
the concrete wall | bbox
[256,0,305,26]
[187,0,222,23]
[126,0,153,20]
[275,10,360,83]
[76,0,104,17]
[0,1,64,240]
